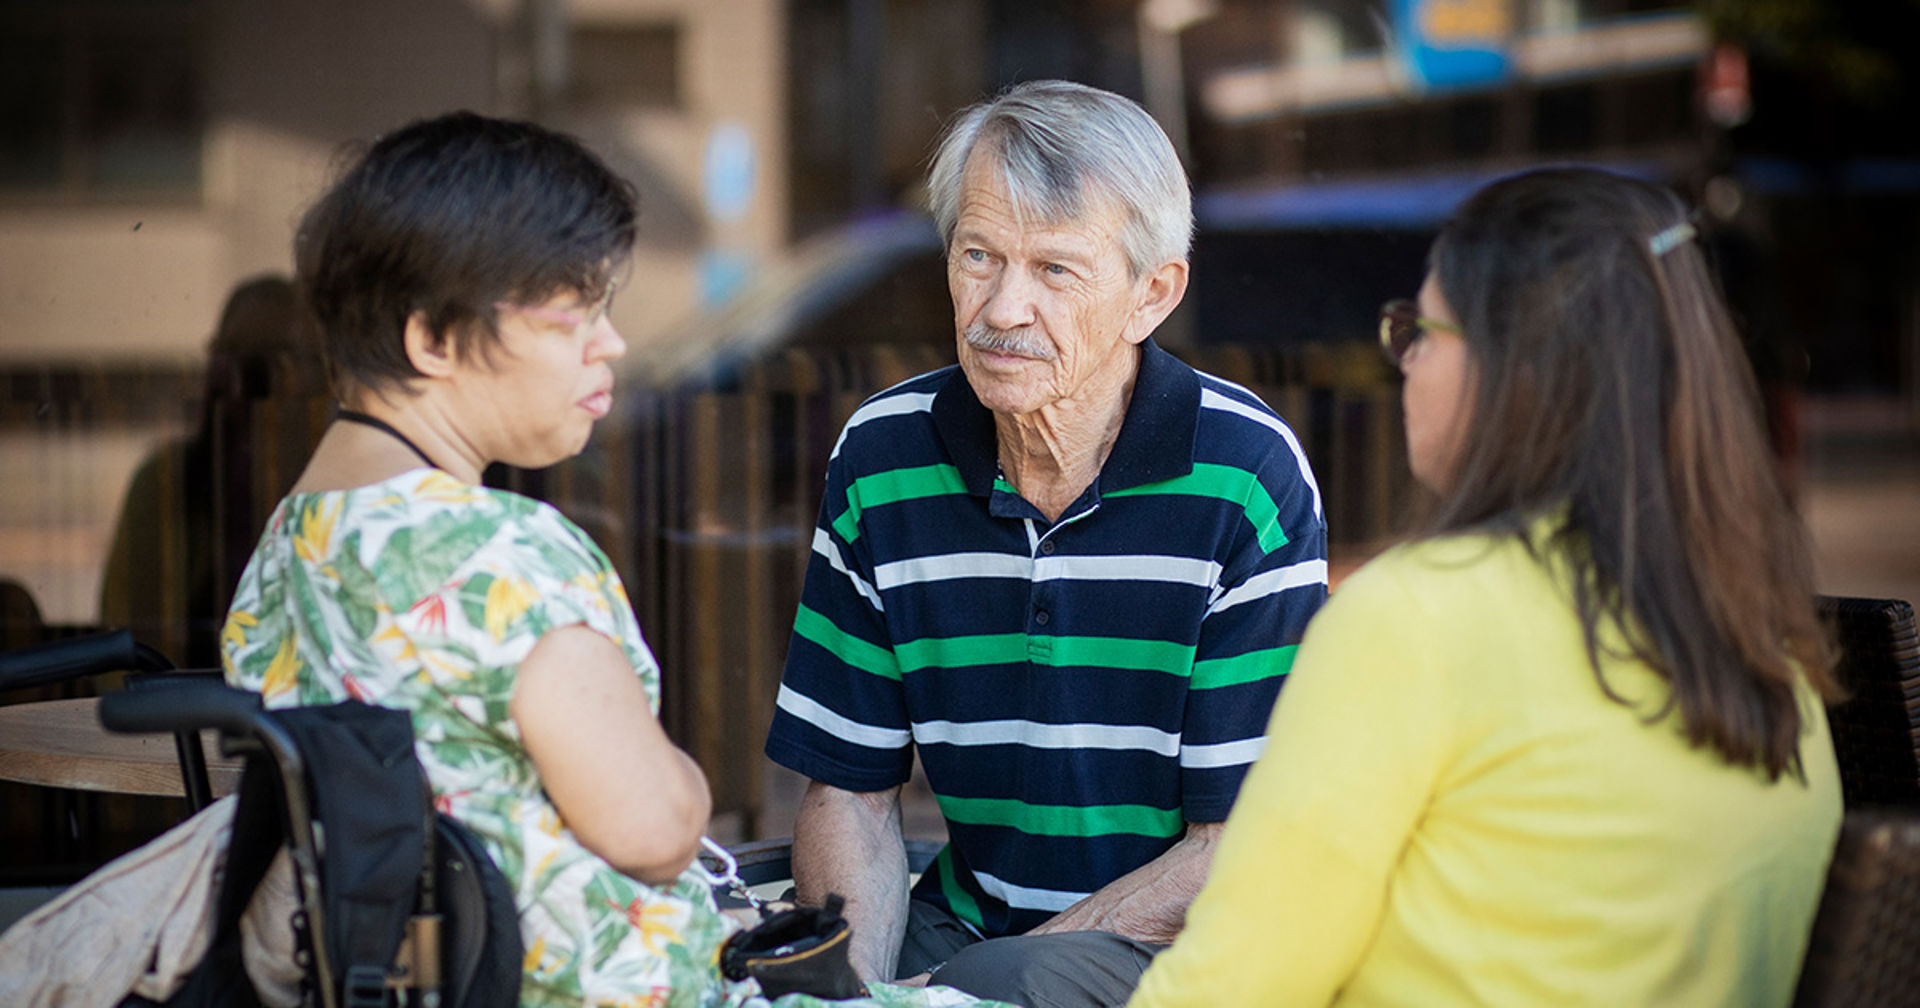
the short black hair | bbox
[295,111,638,399]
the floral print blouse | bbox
[222,469,992,1008]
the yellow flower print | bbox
[522,935,550,976]
[292,497,342,565]
[371,624,416,662]
[222,610,258,652]
[483,575,538,641]
[261,635,301,699]
[416,648,471,681]
[608,898,684,955]
[570,574,612,614]
[414,471,477,503]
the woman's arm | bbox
[511,624,712,886]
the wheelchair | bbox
[0,631,520,1008]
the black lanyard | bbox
[333,408,441,472]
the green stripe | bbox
[897,633,1027,671]
[1048,635,1196,673]
[936,795,1183,838]
[793,605,901,680]
[831,464,967,543]
[896,634,1198,675]
[934,847,983,931]
[1191,645,1297,690]
[1108,463,1289,553]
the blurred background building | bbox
[3,0,1917,856]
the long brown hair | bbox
[1426,167,1834,779]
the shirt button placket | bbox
[1029,537,1054,662]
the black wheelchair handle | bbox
[0,628,176,691]
[99,680,264,738]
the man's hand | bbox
[792,780,911,983]
[1025,821,1224,944]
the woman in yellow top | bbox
[1130,167,1842,1007]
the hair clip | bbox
[1648,220,1697,257]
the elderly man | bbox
[764,80,1328,1006]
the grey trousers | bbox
[898,900,1164,1008]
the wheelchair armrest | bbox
[100,680,264,738]
[0,628,175,691]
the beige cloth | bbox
[0,796,301,1007]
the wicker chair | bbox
[1791,597,1920,1006]
[1818,596,1920,808]
[1793,807,1920,1007]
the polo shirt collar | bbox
[932,337,1200,498]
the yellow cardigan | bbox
[1133,527,1840,1008]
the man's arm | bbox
[792,779,912,982]
[1025,820,1224,943]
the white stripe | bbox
[1180,736,1267,769]
[1209,558,1329,615]
[874,552,1219,591]
[776,684,912,749]
[814,527,884,611]
[1200,387,1323,519]
[1036,554,1219,588]
[829,389,937,459]
[912,719,1181,756]
[971,869,1089,913]
[875,551,1030,590]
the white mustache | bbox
[964,322,1056,361]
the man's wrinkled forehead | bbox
[958,143,1127,248]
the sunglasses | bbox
[1378,299,1462,368]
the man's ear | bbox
[403,312,458,378]
[1124,259,1189,346]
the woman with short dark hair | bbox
[1131,167,1842,1007]
[222,111,996,1007]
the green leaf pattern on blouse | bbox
[223,470,996,1008]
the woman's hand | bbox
[511,625,712,885]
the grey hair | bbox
[927,80,1192,280]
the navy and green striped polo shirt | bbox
[766,337,1328,939]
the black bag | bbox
[718,893,867,1001]
[123,698,520,1008]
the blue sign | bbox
[1393,0,1513,91]
[703,122,757,225]
[700,248,753,307]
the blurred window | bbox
[0,0,203,198]
[1293,1,1387,62]
[1531,0,1688,31]
[570,22,681,110]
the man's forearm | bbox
[792,780,911,982]
[1027,821,1225,944]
